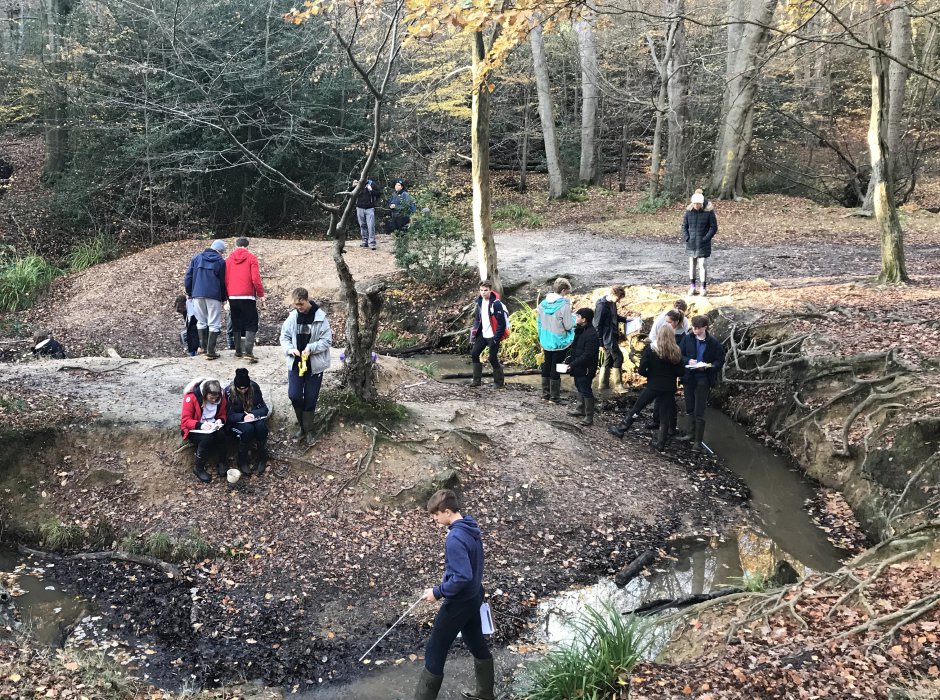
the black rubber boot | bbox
[215,459,227,477]
[197,328,208,355]
[255,443,268,475]
[205,331,220,360]
[645,418,660,431]
[227,328,236,350]
[608,414,636,439]
[674,414,693,442]
[461,657,495,700]
[541,377,551,400]
[414,667,444,700]
[291,406,305,442]
[691,419,706,453]
[468,362,483,387]
[243,332,257,363]
[234,334,243,358]
[653,422,669,452]
[548,379,561,403]
[193,457,211,483]
[302,411,318,446]
[567,396,585,417]
[236,444,251,475]
[492,364,505,388]
[581,397,595,426]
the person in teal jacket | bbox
[537,277,575,403]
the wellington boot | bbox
[215,461,226,478]
[610,368,627,394]
[691,419,706,453]
[291,406,305,442]
[413,668,444,700]
[581,397,595,426]
[540,377,551,400]
[653,422,669,452]
[599,367,611,391]
[193,458,211,483]
[205,331,220,360]
[255,443,268,475]
[243,332,258,362]
[607,414,636,439]
[461,657,496,700]
[302,411,318,446]
[227,329,236,350]
[197,328,209,355]
[236,445,251,475]
[548,378,561,403]
[234,334,243,358]
[674,414,693,442]
[467,362,483,387]
[567,396,585,417]
[492,364,505,388]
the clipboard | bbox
[625,318,643,334]
[457,602,495,638]
[685,362,713,369]
[236,415,269,424]
[188,427,221,434]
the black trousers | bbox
[541,349,567,379]
[602,343,624,370]
[684,374,710,419]
[384,213,410,234]
[470,335,501,368]
[187,431,226,461]
[229,299,259,334]
[424,591,491,676]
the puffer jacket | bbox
[224,381,270,423]
[180,378,228,439]
[681,201,718,258]
[184,248,227,301]
[537,293,575,351]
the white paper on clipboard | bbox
[625,318,643,335]
[457,602,495,638]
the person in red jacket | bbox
[180,378,228,482]
[225,237,265,363]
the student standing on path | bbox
[537,277,575,403]
[593,285,629,393]
[566,307,601,425]
[184,239,227,359]
[682,189,717,297]
[678,315,726,453]
[279,288,332,446]
[468,280,507,388]
[225,237,265,362]
[353,178,382,250]
[413,489,494,700]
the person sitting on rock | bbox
[678,314,726,453]
[225,367,270,476]
[180,378,228,483]
[31,330,66,359]
[566,307,601,426]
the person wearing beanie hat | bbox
[384,179,416,235]
[225,367,270,475]
[681,189,717,297]
[184,239,228,359]
[563,307,601,426]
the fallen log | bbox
[440,369,541,380]
[614,550,658,588]
[626,587,743,616]
[18,545,180,578]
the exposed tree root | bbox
[18,545,180,578]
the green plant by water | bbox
[67,234,120,271]
[484,298,540,369]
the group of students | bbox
[351,178,417,250]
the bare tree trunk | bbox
[868,15,908,284]
[471,30,502,295]
[646,15,678,199]
[519,81,529,192]
[618,120,629,192]
[664,0,688,196]
[529,21,565,199]
[42,0,72,180]
[574,11,599,185]
[710,0,778,200]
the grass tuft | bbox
[67,235,120,271]
[491,298,540,369]
[39,518,84,552]
[734,570,769,593]
[0,254,61,312]
[629,193,673,214]
[493,203,544,229]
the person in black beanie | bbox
[225,367,270,475]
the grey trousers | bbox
[192,298,223,332]
[357,207,376,246]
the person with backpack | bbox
[537,277,575,403]
[565,307,600,425]
[468,280,508,388]
[180,378,228,483]
[225,367,270,476]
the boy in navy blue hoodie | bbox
[414,489,493,700]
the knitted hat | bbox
[233,367,251,388]
[211,239,226,252]
[690,193,705,204]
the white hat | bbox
[690,193,705,204]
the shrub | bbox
[564,185,589,203]
[39,518,85,552]
[145,533,174,560]
[393,209,473,286]
[493,203,544,229]
[86,515,116,550]
[630,192,673,214]
[67,235,120,271]
[171,528,214,562]
[493,299,540,369]
[521,605,649,700]
[0,254,61,312]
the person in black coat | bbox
[678,314,726,453]
[225,368,271,475]
[565,308,600,426]
[608,325,686,451]
[682,189,718,297]
[593,285,631,393]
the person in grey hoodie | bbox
[279,287,332,445]
[537,277,575,403]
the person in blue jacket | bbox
[184,239,227,359]
[678,314,726,453]
[537,277,575,403]
[384,179,417,234]
[413,489,493,700]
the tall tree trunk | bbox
[529,22,565,199]
[519,81,529,192]
[41,0,72,180]
[709,0,778,200]
[471,31,502,294]
[664,0,688,196]
[618,120,629,192]
[868,15,908,284]
[574,12,599,185]
[646,14,678,199]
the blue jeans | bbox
[288,368,323,412]
[574,375,594,399]
[424,591,491,676]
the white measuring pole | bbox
[358,596,423,663]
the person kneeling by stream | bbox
[180,378,228,483]
[225,368,269,476]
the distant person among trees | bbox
[608,325,685,452]
[180,378,228,483]
[280,287,332,446]
[353,178,382,250]
[468,280,507,389]
[225,367,270,476]
[593,285,630,393]
[537,277,575,404]
[679,315,726,454]
[566,307,601,426]
[682,189,717,297]
[384,179,416,235]
[225,237,265,363]
[184,239,227,359]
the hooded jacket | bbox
[279,305,333,374]
[537,293,575,351]
[388,189,416,214]
[184,248,227,301]
[225,247,265,299]
[682,201,718,258]
[180,378,228,439]
[355,182,381,209]
[566,323,600,378]
[433,515,484,603]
